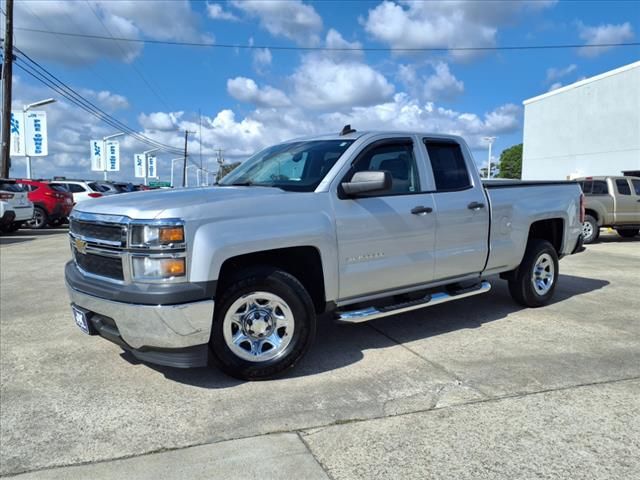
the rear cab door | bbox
[421,137,490,281]
[613,177,638,224]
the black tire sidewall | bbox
[510,239,559,308]
[210,269,316,380]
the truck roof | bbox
[575,176,640,181]
[288,130,465,143]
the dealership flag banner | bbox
[105,140,120,172]
[90,140,104,171]
[147,155,158,178]
[134,154,145,178]
[24,111,48,156]
[9,111,26,156]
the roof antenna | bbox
[340,124,356,136]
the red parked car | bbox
[15,179,74,229]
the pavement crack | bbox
[367,322,491,398]
[297,431,337,480]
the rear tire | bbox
[582,215,599,244]
[209,268,316,380]
[1,222,22,233]
[508,239,559,308]
[616,228,639,238]
[28,207,48,229]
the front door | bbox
[333,139,436,300]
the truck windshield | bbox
[219,140,354,192]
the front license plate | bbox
[72,305,90,334]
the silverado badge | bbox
[74,238,87,254]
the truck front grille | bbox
[74,251,124,281]
[70,220,123,245]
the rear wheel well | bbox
[528,218,564,254]
[216,246,326,313]
[585,209,599,223]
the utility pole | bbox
[1,0,15,178]
[181,129,195,187]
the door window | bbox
[68,184,87,193]
[632,179,640,195]
[591,180,608,195]
[423,140,471,191]
[349,142,420,194]
[615,179,632,195]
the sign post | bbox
[90,139,104,172]
[101,132,124,180]
[134,154,146,179]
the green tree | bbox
[497,143,523,179]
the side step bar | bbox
[336,281,491,324]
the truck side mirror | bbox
[342,171,392,196]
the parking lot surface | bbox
[1,229,639,479]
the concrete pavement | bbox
[1,229,639,478]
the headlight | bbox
[131,224,184,248]
[132,257,185,280]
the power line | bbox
[12,27,640,52]
[82,0,173,112]
[9,46,183,154]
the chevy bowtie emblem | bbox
[75,238,87,254]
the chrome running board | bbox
[336,281,491,324]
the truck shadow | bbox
[141,274,609,388]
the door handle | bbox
[467,201,485,210]
[411,206,433,215]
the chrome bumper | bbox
[66,284,214,349]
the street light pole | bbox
[143,148,159,186]
[102,132,124,181]
[23,98,56,179]
[170,157,182,187]
[483,136,496,179]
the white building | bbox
[522,61,640,180]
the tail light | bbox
[579,193,585,223]
[0,193,14,200]
[88,193,103,198]
[44,191,65,199]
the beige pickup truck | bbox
[577,176,640,243]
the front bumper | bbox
[66,284,214,367]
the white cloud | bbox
[14,0,204,65]
[324,28,364,62]
[397,62,463,102]
[548,82,563,92]
[252,48,273,72]
[230,0,323,45]
[227,77,291,108]
[292,56,395,110]
[423,63,464,101]
[578,22,635,57]
[78,89,130,111]
[138,112,183,131]
[206,2,239,21]
[546,64,577,82]
[363,0,555,59]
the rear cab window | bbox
[632,179,640,195]
[615,179,632,196]
[422,139,471,191]
[579,180,608,195]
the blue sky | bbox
[8,0,640,182]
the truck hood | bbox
[73,186,287,219]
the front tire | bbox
[210,268,316,380]
[508,239,559,308]
[616,228,639,238]
[582,215,599,244]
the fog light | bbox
[132,257,185,280]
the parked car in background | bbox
[577,176,640,243]
[15,179,74,229]
[111,182,136,193]
[49,180,104,204]
[93,182,120,195]
[0,179,34,233]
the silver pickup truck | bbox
[65,129,584,379]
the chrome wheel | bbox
[222,291,294,362]
[531,253,555,295]
[28,208,46,229]
[582,221,594,240]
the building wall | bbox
[522,62,640,180]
